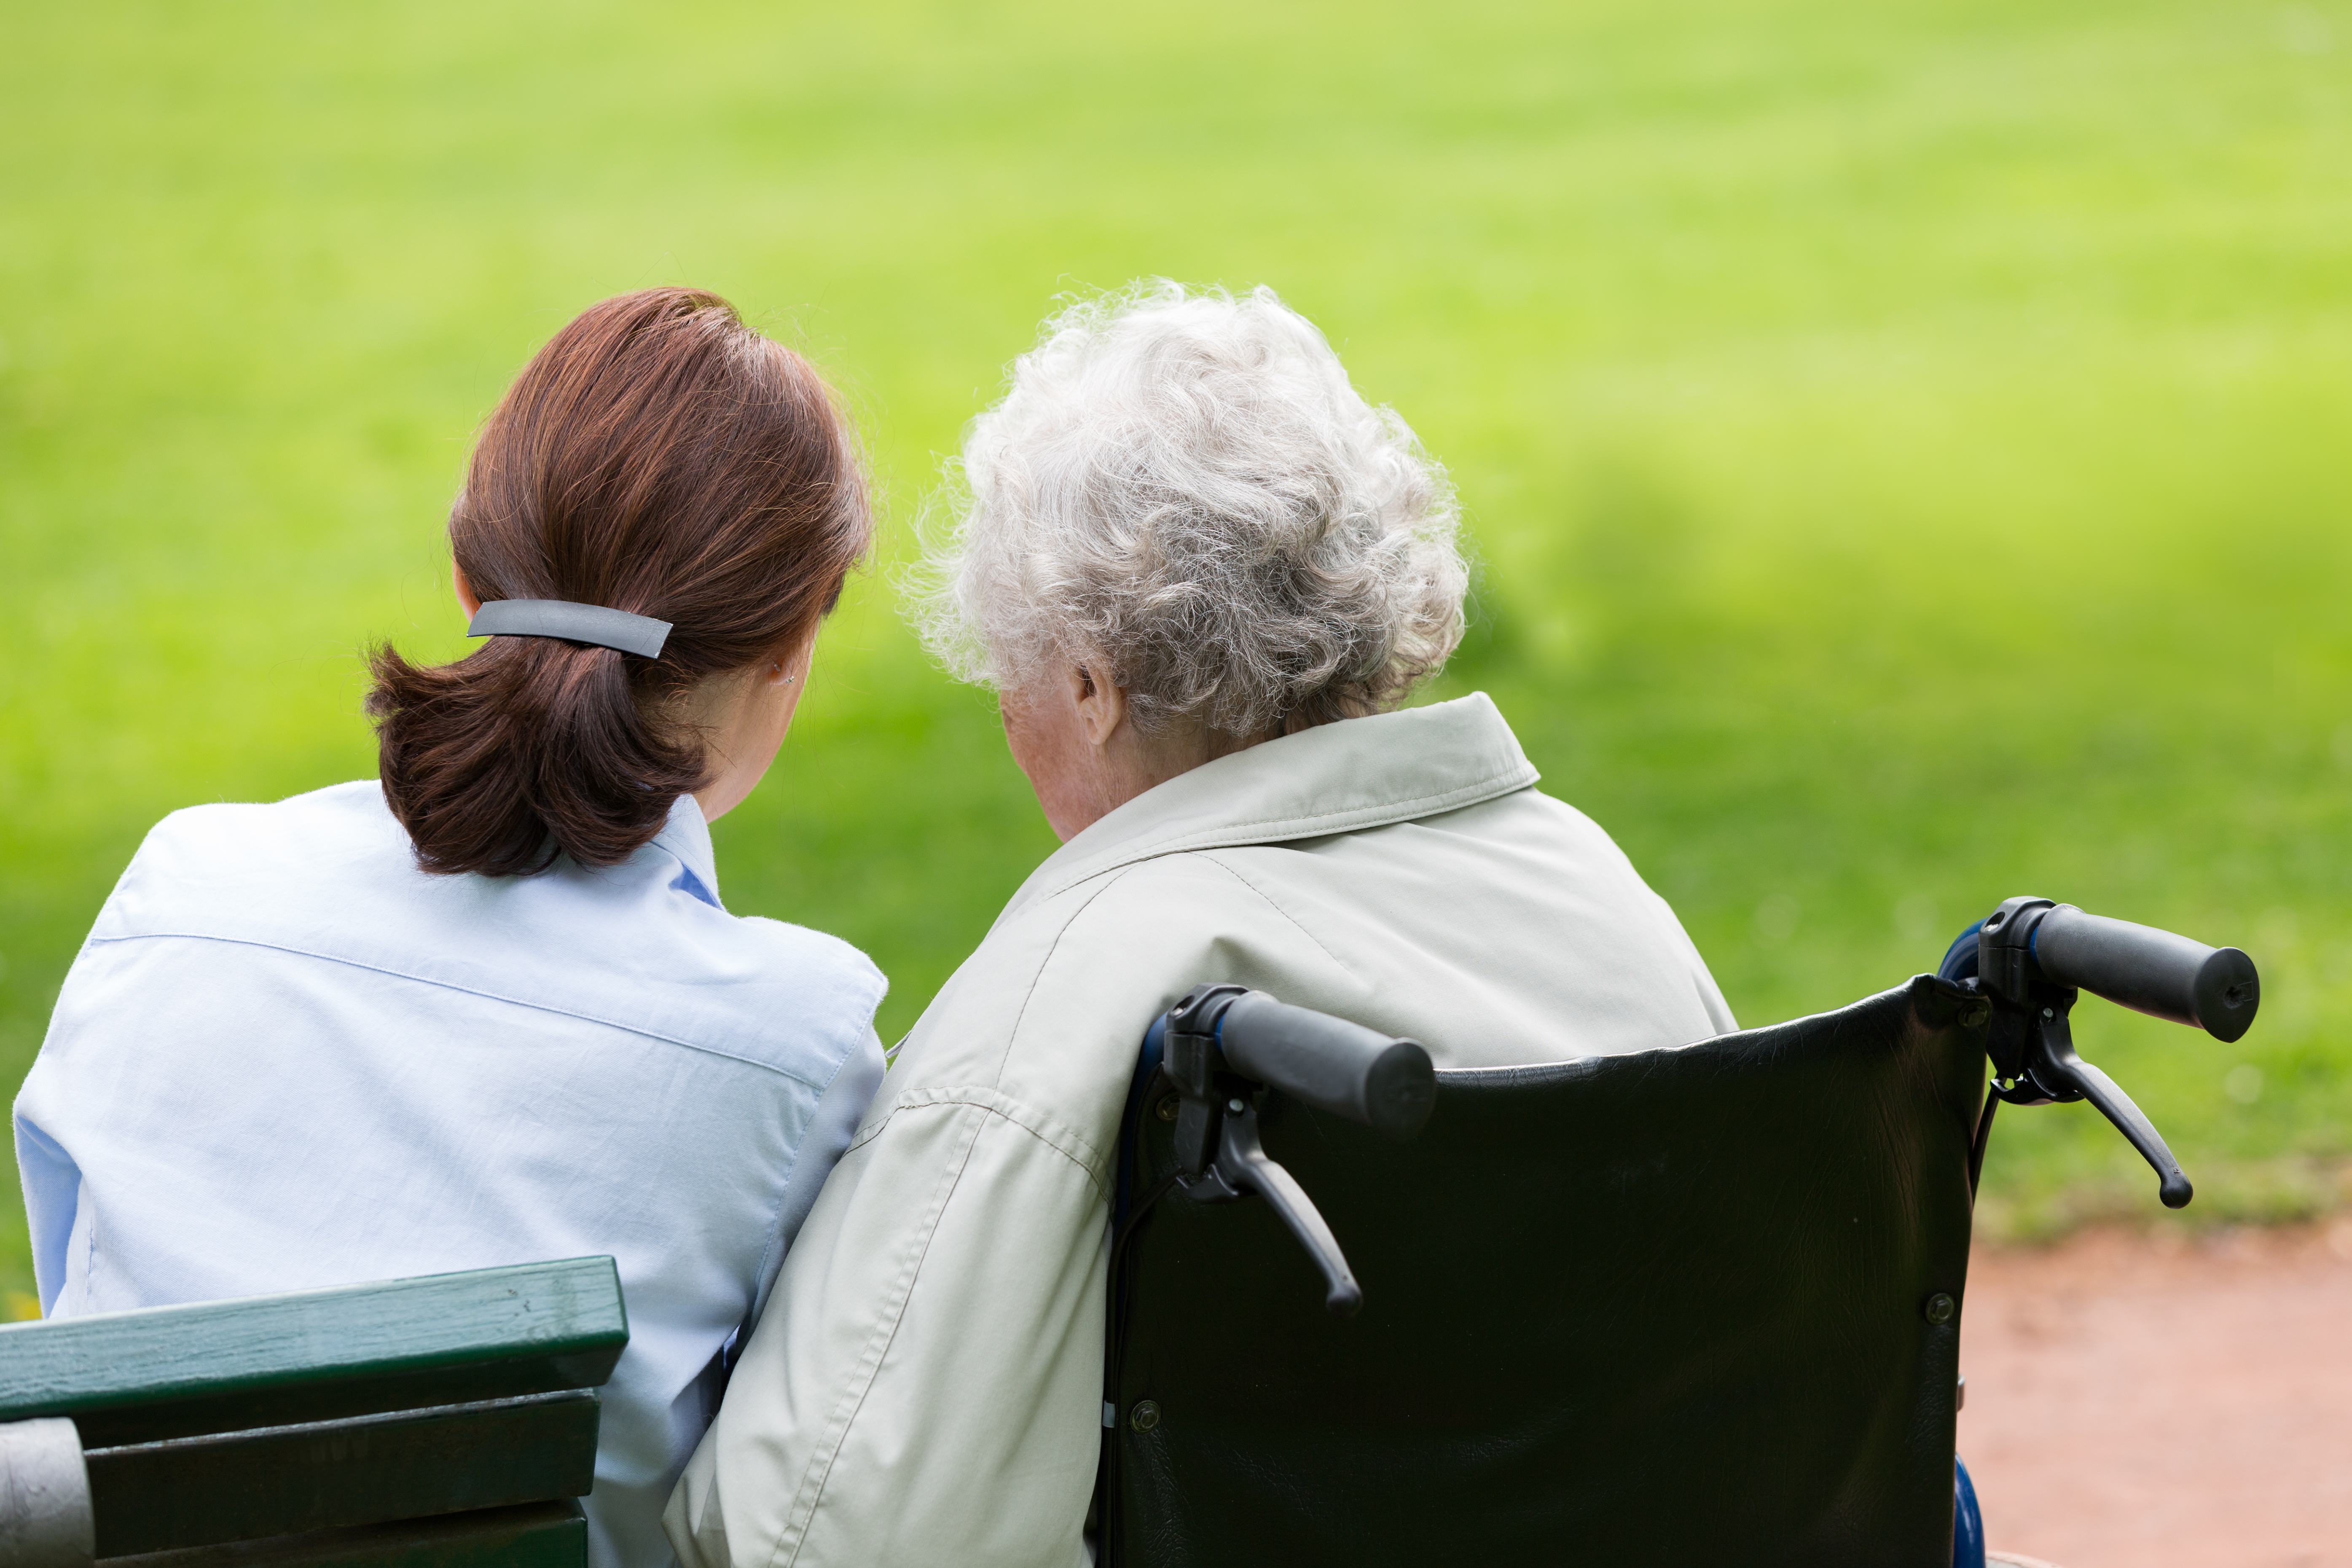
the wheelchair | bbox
[1096,897,2261,1568]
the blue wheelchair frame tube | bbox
[1953,1457,1986,1568]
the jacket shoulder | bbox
[876,851,1354,1143]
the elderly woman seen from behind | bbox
[667,284,1737,1568]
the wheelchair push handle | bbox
[1215,991,1437,1139]
[1964,896,2263,1211]
[1150,986,1436,1315]
[2024,904,2259,1043]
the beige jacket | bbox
[666,694,1735,1568]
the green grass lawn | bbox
[4,0,2348,1307]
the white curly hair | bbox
[909,281,1468,739]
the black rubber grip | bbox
[1216,992,1437,1139]
[2033,905,2261,1043]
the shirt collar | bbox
[651,793,723,908]
[996,691,1539,924]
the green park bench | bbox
[0,1257,625,1568]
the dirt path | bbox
[1959,1222,2352,1568]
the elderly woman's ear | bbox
[999,657,1284,842]
[1069,663,1124,749]
[1001,659,1236,843]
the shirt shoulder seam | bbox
[77,930,848,1089]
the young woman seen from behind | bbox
[14,288,885,1568]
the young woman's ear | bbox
[453,564,482,619]
[763,625,819,687]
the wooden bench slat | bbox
[87,1391,599,1557]
[0,1259,626,1447]
[98,1499,587,1568]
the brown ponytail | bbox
[366,287,869,877]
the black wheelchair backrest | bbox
[1099,899,2257,1567]
[1103,975,1984,1568]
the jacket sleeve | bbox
[665,1084,1112,1568]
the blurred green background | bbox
[3,0,2347,1310]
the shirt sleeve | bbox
[13,1109,83,1314]
[665,1085,1110,1568]
[15,930,117,1312]
[749,1027,887,1332]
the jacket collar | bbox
[997,692,1539,924]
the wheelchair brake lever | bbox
[1159,985,1366,1315]
[1994,987,2192,1213]
[2002,1000,2194,1209]
[1201,1103,1364,1316]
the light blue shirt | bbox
[13,781,887,1568]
